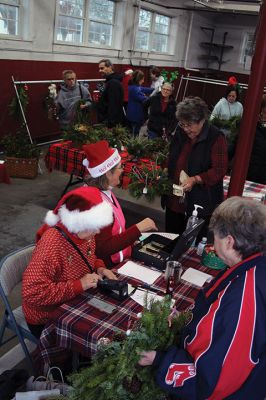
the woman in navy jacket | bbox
[139,197,266,400]
[126,70,153,136]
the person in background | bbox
[126,70,153,136]
[56,69,92,130]
[150,66,164,97]
[122,67,134,111]
[22,186,116,338]
[139,196,266,400]
[82,140,157,266]
[144,82,177,140]
[97,59,124,128]
[210,84,243,125]
[163,96,228,238]
[247,93,266,184]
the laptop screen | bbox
[169,219,205,259]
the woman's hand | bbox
[97,267,118,280]
[181,177,196,192]
[136,218,158,233]
[80,273,101,290]
[138,351,157,366]
[80,103,87,109]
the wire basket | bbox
[5,157,38,179]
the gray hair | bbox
[99,59,114,69]
[176,96,209,123]
[209,196,266,259]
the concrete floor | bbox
[0,148,164,367]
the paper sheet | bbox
[117,260,161,284]
[181,268,213,287]
[139,232,179,241]
[130,289,164,308]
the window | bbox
[55,0,115,46]
[135,9,170,53]
[240,32,256,66]
[0,0,20,36]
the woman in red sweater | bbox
[22,186,116,338]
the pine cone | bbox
[122,375,142,394]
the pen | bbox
[134,283,166,295]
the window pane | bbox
[152,33,168,53]
[89,21,112,46]
[136,30,149,51]
[89,0,114,22]
[0,4,18,35]
[138,9,151,30]
[155,14,169,34]
[56,15,83,42]
[59,0,84,18]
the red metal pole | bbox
[228,0,266,197]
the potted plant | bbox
[1,127,40,179]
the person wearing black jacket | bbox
[247,94,266,184]
[144,82,177,139]
[97,59,124,128]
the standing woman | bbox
[126,70,153,136]
[164,97,228,238]
[83,140,157,266]
[210,84,243,126]
[144,82,177,140]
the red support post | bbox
[228,0,266,197]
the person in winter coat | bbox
[247,94,266,184]
[56,69,92,130]
[144,82,177,139]
[139,196,266,400]
[82,140,157,266]
[150,66,164,97]
[210,84,243,126]
[163,96,228,238]
[97,59,124,128]
[126,70,153,136]
[22,186,117,338]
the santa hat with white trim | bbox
[44,186,113,234]
[82,140,121,178]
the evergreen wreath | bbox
[160,69,179,84]
[128,164,172,202]
[68,296,191,400]
[9,84,29,121]
[209,115,241,145]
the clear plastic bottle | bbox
[197,237,207,256]
[186,204,203,230]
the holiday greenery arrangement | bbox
[68,296,191,400]
[128,164,172,202]
[1,126,40,159]
[43,83,58,120]
[161,69,179,84]
[124,136,152,160]
[9,84,29,121]
[62,123,91,147]
[209,115,241,145]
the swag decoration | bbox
[209,115,241,145]
[43,83,58,120]
[124,137,169,164]
[128,162,172,202]
[9,84,29,121]
[161,69,179,84]
[68,296,191,400]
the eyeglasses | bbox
[161,88,172,92]
[178,121,195,129]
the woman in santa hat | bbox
[22,186,117,338]
[82,140,157,266]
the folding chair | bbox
[0,244,39,371]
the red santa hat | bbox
[82,140,121,178]
[44,186,113,234]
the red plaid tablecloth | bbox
[45,142,87,178]
[34,249,219,373]
[223,175,266,201]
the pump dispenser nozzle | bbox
[192,204,203,217]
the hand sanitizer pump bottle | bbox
[185,204,203,247]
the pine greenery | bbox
[68,297,191,400]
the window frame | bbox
[54,0,116,48]
[0,0,21,38]
[135,8,171,54]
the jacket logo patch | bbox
[165,363,196,387]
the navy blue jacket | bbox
[126,85,153,124]
[153,254,266,399]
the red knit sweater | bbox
[22,225,105,325]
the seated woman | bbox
[139,196,266,399]
[126,70,153,136]
[82,140,157,266]
[22,186,116,338]
[144,81,177,140]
